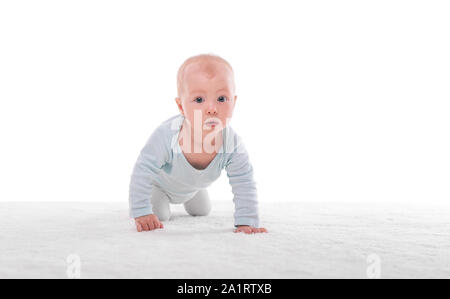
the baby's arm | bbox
[225,135,267,234]
[129,128,169,231]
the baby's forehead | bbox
[177,56,236,96]
[184,59,231,77]
[183,63,234,91]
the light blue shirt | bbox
[128,114,259,227]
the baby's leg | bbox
[151,185,171,221]
[183,189,211,216]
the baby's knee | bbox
[151,186,171,221]
[188,205,211,216]
[154,209,171,221]
[184,196,211,216]
[152,200,171,221]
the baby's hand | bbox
[234,225,268,234]
[135,214,164,232]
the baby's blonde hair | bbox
[176,53,235,98]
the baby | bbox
[128,54,267,234]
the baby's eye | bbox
[194,97,204,103]
[217,96,227,102]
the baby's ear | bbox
[175,97,184,114]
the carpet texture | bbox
[0,201,449,278]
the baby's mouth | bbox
[204,119,220,130]
[204,118,219,126]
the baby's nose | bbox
[206,104,217,115]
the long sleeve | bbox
[129,128,170,218]
[225,135,259,227]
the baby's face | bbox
[176,62,237,135]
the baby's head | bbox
[175,54,237,132]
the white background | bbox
[0,0,449,204]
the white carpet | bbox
[0,201,449,278]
